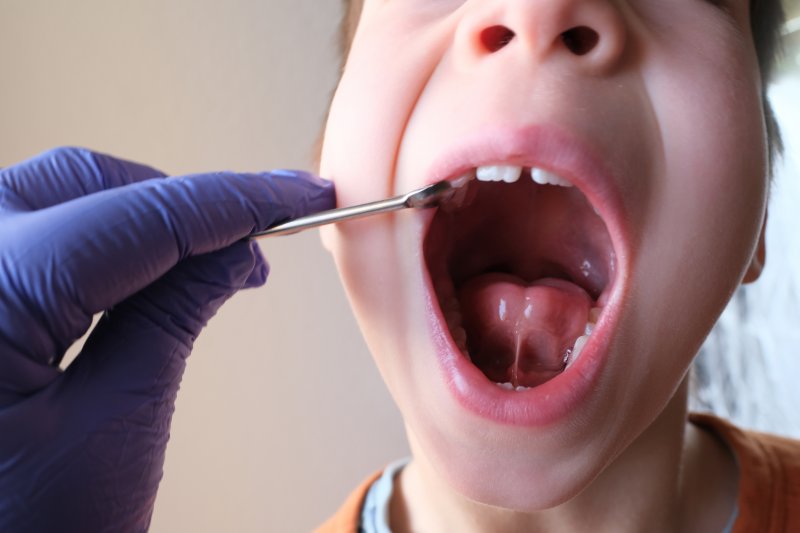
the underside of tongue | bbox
[458,273,592,388]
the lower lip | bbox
[420,215,620,428]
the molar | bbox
[570,335,590,366]
[585,307,602,335]
[476,165,523,183]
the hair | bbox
[752,0,786,170]
[334,0,785,173]
[340,0,363,63]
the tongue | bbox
[458,273,592,388]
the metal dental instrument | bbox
[250,177,468,238]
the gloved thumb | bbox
[2,241,264,532]
[85,237,262,362]
[62,240,263,426]
[243,241,270,289]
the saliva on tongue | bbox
[458,273,592,389]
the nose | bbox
[456,0,628,75]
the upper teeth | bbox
[531,168,572,187]
[475,165,573,187]
[476,165,523,183]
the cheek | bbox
[648,40,767,284]
[318,8,459,318]
[588,17,770,438]
[320,8,455,207]
[623,28,768,390]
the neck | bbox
[391,380,738,533]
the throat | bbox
[458,274,593,388]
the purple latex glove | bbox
[0,147,334,532]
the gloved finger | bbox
[1,168,333,369]
[33,167,332,305]
[0,147,166,212]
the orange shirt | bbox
[316,414,800,532]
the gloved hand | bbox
[0,147,335,532]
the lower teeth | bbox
[566,334,590,368]
[494,382,533,392]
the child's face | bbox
[320,0,768,510]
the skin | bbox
[319,0,768,530]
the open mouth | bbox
[424,164,617,391]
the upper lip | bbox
[422,123,630,293]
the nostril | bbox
[561,26,599,56]
[480,25,516,53]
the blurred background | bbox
[691,0,800,436]
[0,1,798,531]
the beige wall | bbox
[0,2,408,531]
